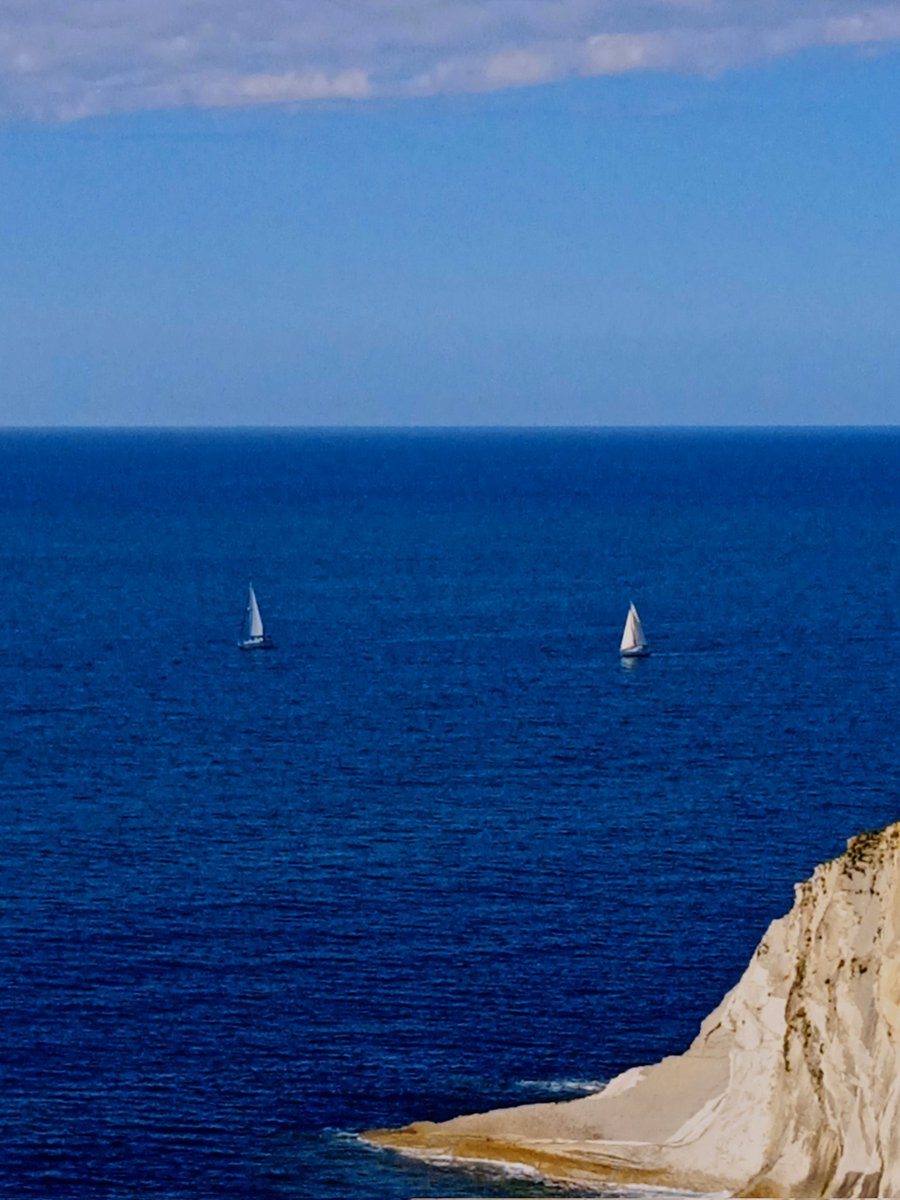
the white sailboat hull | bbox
[620,645,650,658]
[239,635,274,651]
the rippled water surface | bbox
[2,429,899,1198]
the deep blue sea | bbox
[2,429,899,1199]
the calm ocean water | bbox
[2,428,899,1199]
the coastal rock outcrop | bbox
[366,823,900,1197]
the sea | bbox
[2,428,899,1200]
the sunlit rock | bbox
[366,824,900,1198]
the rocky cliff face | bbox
[366,823,900,1198]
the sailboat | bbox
[619,602,649,658]
[239,583,274,651]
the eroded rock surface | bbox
[366,824,900,1197]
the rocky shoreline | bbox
[366,824,900,1198]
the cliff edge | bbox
[365,823,900,1197]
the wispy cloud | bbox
[1,0,899,120]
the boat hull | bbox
[239,637,275,651]
[620,646,650,658]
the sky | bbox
[1,0,899,426]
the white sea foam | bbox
[515,1077,608,1095]
[332,1128,367,1143]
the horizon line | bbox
[2,423,899,434]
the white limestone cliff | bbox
[366,823,900,1197]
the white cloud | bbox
[0,0,899,119]
[200,69,371,107]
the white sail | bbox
[246,585,264,641]
[620,603,646,654]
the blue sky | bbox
[1,1,899,426]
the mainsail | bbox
[620,603,647,654]
[246,585,264,641]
